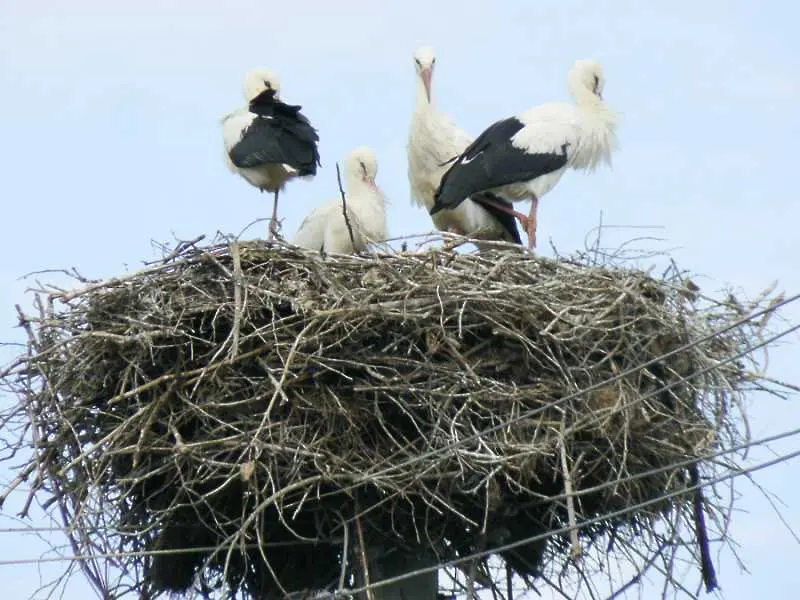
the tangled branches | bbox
[0,238,789,599]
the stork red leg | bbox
[525,195,539,249]
[268,189,280,241]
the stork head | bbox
[243,68,281,103]
[568,59,606,103]
[413,46,436,103]
[345,146,379,191]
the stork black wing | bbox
[432,116,567,214]
[229,98,320,175]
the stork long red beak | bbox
[421,68,432,102]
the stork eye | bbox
[431,58,436,66]
[360,161,368,176]
[263,80,272,90]
[415,58,421,67]
[592,74,600,92]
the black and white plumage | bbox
[407,46,521,247]
[222,68,321,239]
[432,59,619,249]
[293,146,388,254]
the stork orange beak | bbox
[421,68,432,102]
[364,176,378,191]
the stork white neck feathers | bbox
[512,59,618,173]
[568,59,605,105]
[408,46,470,213]
[408,45,472,191]
[565,59,619,170]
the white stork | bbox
[293,146,388,254]
[407,47,522,246]
[432,59,619,249]
[222,68,321,240]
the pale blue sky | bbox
[1,1,799,598]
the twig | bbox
[229,240,244,359]
[559,420,583,561]
[0,461,37,509]
[336,511,350,593]
[149,234,206,265]
[336,162,357,251]
[353,498,375,600]
[603,539,671,600]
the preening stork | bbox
[293,146,388,254]
[222,68,321,239]
[407,47,521,246]
[432,59,619,249]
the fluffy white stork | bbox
[293,146,388,254]
[222,68,321,239]
[407,47,522,246]
[432,59,619,249]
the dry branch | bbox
[336,162,357,251]
[0,236,791,600]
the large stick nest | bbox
[0,238,786,599]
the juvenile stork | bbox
[407,47,521,246]
[293,146,388,254]
[222,68,321,239]
[432,59,619,249]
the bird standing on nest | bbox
[222,68,321,240]
[293,146,388,254]
[407,46,522,247]
[432,59,619,249]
